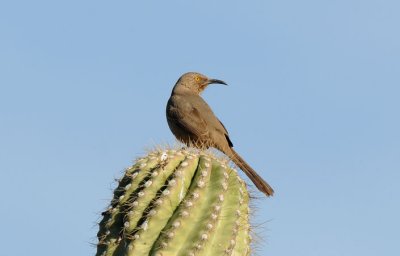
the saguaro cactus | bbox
[96,149,251,256]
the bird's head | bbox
[172,72,227,95]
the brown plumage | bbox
[166,72,274,197]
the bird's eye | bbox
[195,76,201,82]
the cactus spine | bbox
[97,149,251,256]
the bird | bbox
[166,72,274,196]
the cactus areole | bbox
[96,149,251,256]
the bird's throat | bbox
[198,83,208,93]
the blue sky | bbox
[1,1,399,255]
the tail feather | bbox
[227,148,274,197]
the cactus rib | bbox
[96,149,252,256]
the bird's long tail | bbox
[227,148,274,197]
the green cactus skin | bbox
[96,149,251,256]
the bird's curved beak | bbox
[207,78,228,86]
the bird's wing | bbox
[167,98,209,139]
[191,109,233,148]
[218,119,229,135]
[168,95,234,148]
[182,106,209,137]
[218,119,233,147]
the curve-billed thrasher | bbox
[166,72,274,196]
